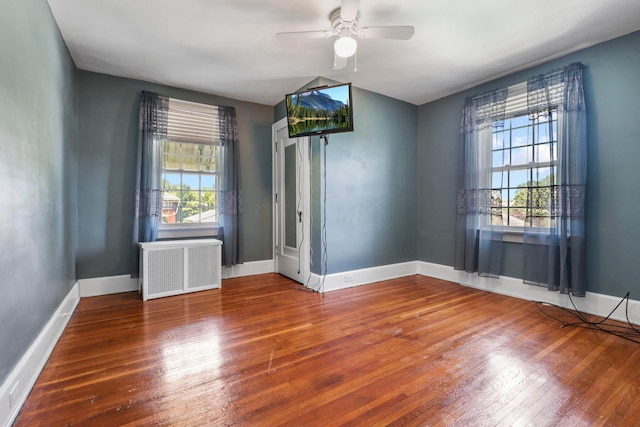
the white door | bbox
[272,118,310,284]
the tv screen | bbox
[285,82,354,138]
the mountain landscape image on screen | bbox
[286,89,351,136]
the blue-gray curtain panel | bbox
[455,88,508,277]
[522,63,587,296]
[455,62,587,296]
[218,106,243,267]
[131,91,168,277]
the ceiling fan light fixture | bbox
[334,36,357,58]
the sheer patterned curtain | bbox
[455,88,508,277]
[131,91,168,276]
[455,62,587,296]
[523,63,587,296]
[218,106,243,267]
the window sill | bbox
[158,225,219,240]
[502,230,523,243]
[481,227,551,245]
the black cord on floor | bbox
[536,292,640,344]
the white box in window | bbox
[138,239,222,300]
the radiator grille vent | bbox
[139,239,222,300]
[187,245,220,289]
[148,248,184,294]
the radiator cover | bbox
[139,239,222,300]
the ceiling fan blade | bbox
[276,30,332,40]
[333,53,348,70]
[359,26,415,40]
[340,0,360,22]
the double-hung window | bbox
[159,98,222,238]
[456,62,586,292]
[487,83,559,231]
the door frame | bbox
[272,117,311,284]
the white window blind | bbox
[504,82,528,115]
[503,81,564,117]
[167,98,221,145]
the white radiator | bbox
[138,239,222,300]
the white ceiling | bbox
[47,0,640,106]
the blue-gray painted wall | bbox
[76,71,274,279]
[0,0,77,384]
[321,85,418,273]
[276,78,418,274]
[418,30,640,297]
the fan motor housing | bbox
[330,7,359,35]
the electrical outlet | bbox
[344,275,353,282]
[9,380,20,409]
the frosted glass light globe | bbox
[334,36,357,58]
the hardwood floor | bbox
[14,274,640,426]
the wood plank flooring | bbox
[14,274,640,426]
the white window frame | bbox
[482,82,562,241]
[157,98,222,240]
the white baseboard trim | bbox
[417,261,640,325]
[306,261,419,292]
[77,260,277,298]
[79,274,138,297]
[0,282,80,427]
[222,259,275,279]
[300,260,640,324]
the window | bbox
[160,98,222,237]
[455,62,586,292]
[491,109,558,228]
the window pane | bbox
[529,188,551,228]
[201,190,216,209]
[510,188,527,207]
[163,172,181,187]
[181,153,200,171]
[199,146,216,172]
[493,131,506,150]
[500,189,509,207]
[536,122,552,143]
[491,209,506,226]
[492,171,505,188]
[510,208,526,226]
[534,143,554,163]
[533,167,553,184]
[180,174,199,190]
[201,175,216,189]
[182,205,201,224]
[179,193,200,223]
[509,169,529,188]
[492,150,506,167]
[180,143,199,157]
[510,115,530,128]
[163,146,181,169]
[199,208,217,223]
[511,146,531,165]
[511,127,530,148]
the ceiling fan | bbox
[276,0,414,70]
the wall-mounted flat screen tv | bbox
[285,82,354,138]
